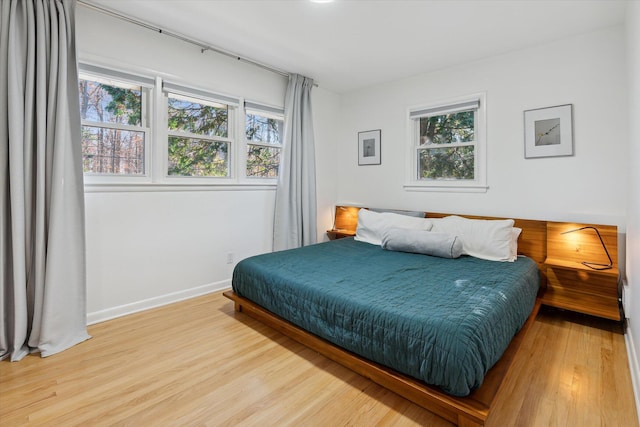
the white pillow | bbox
[510,227,522,261]
[355,209,432,245]
[431,216,515,262]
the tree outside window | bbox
[78,78,146,175]
[418,111,475,180]
[167,96,230,177]
[407,94,486,192]
[245,111,283,178]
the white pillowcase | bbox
[511,227,522,261]
[354,209,432,246]
[430,215,516,262]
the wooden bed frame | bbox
[223,210,547,427]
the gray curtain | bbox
[273,74,317,250]
[1,0,90,361]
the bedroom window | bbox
[164,83,238,178]
[78,65,152,178]
[78,63,283,189]
[406,93,487,192]
[244,102,284,178]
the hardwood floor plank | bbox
[0,292,637,427]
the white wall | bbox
[625,0,640,416]
[313,87,342,242]
[76,6,290,322]
[84,190,275,320]
[335,27,628,229]
[77,10,285,104]
[77,6,342,322]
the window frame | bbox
[79,63,284,191]
[162,83,238,182]
[78,64,154,185]
[404,92,487,193]
[243,101,285,180]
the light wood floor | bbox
[1,291,638,426]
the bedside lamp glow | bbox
[561,226,613,270]
[334,206,360,232]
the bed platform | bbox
[224,290,540,427]
[224,211,547,426]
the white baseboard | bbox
[625,323,640,423]
[86,279,231,325]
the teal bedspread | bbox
[232,238,539,396]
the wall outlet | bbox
[226,252,234,264]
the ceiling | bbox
[84,0,628,93]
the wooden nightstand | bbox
[327,229,356,240]
[328,206,361,240]
[541,222,622,321]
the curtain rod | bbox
[77,0,297,81]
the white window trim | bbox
[243,101,285,181]
[161,81,239,184]
[404,92,487,193]
[79,62,281,191]
[79,63,154,185]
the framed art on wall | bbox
[524,104,573,159]
[358,129,381,165]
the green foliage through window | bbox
[78,78,145,175]
[419,111,474,145]
[79,67,286,182]
[417,110,475,180]
[246,112,283,178]
[168,137,228,177]
[167,95,230,177]
[418,146,474,180]
[246,145,280,178]
[168,98,227,138]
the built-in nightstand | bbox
[541,222,622,321]
[326,229,356,240]
[327,205,361,240]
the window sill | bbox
[84,182,277,193]
[403,183,488,193]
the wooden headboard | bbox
[332,206,548,283]
[425,212,547,267]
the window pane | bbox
[168,136,229,177]
[82,125,144,174]
[168,97,228,138]
[78,80,142,126]
[419,111,474,145]
[246,145,280,178]
[246,114,283,145]
[418,146,475,180]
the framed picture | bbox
[524,104,573,159]
[358,129,381,165]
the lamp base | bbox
[582,261,613,270]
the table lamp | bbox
[561,226,613,270]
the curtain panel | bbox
[273,74,317,251]
[1,0,90,361]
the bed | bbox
[224,209,546,426]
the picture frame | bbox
[358,129,381,165]
[523,104,573,159]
